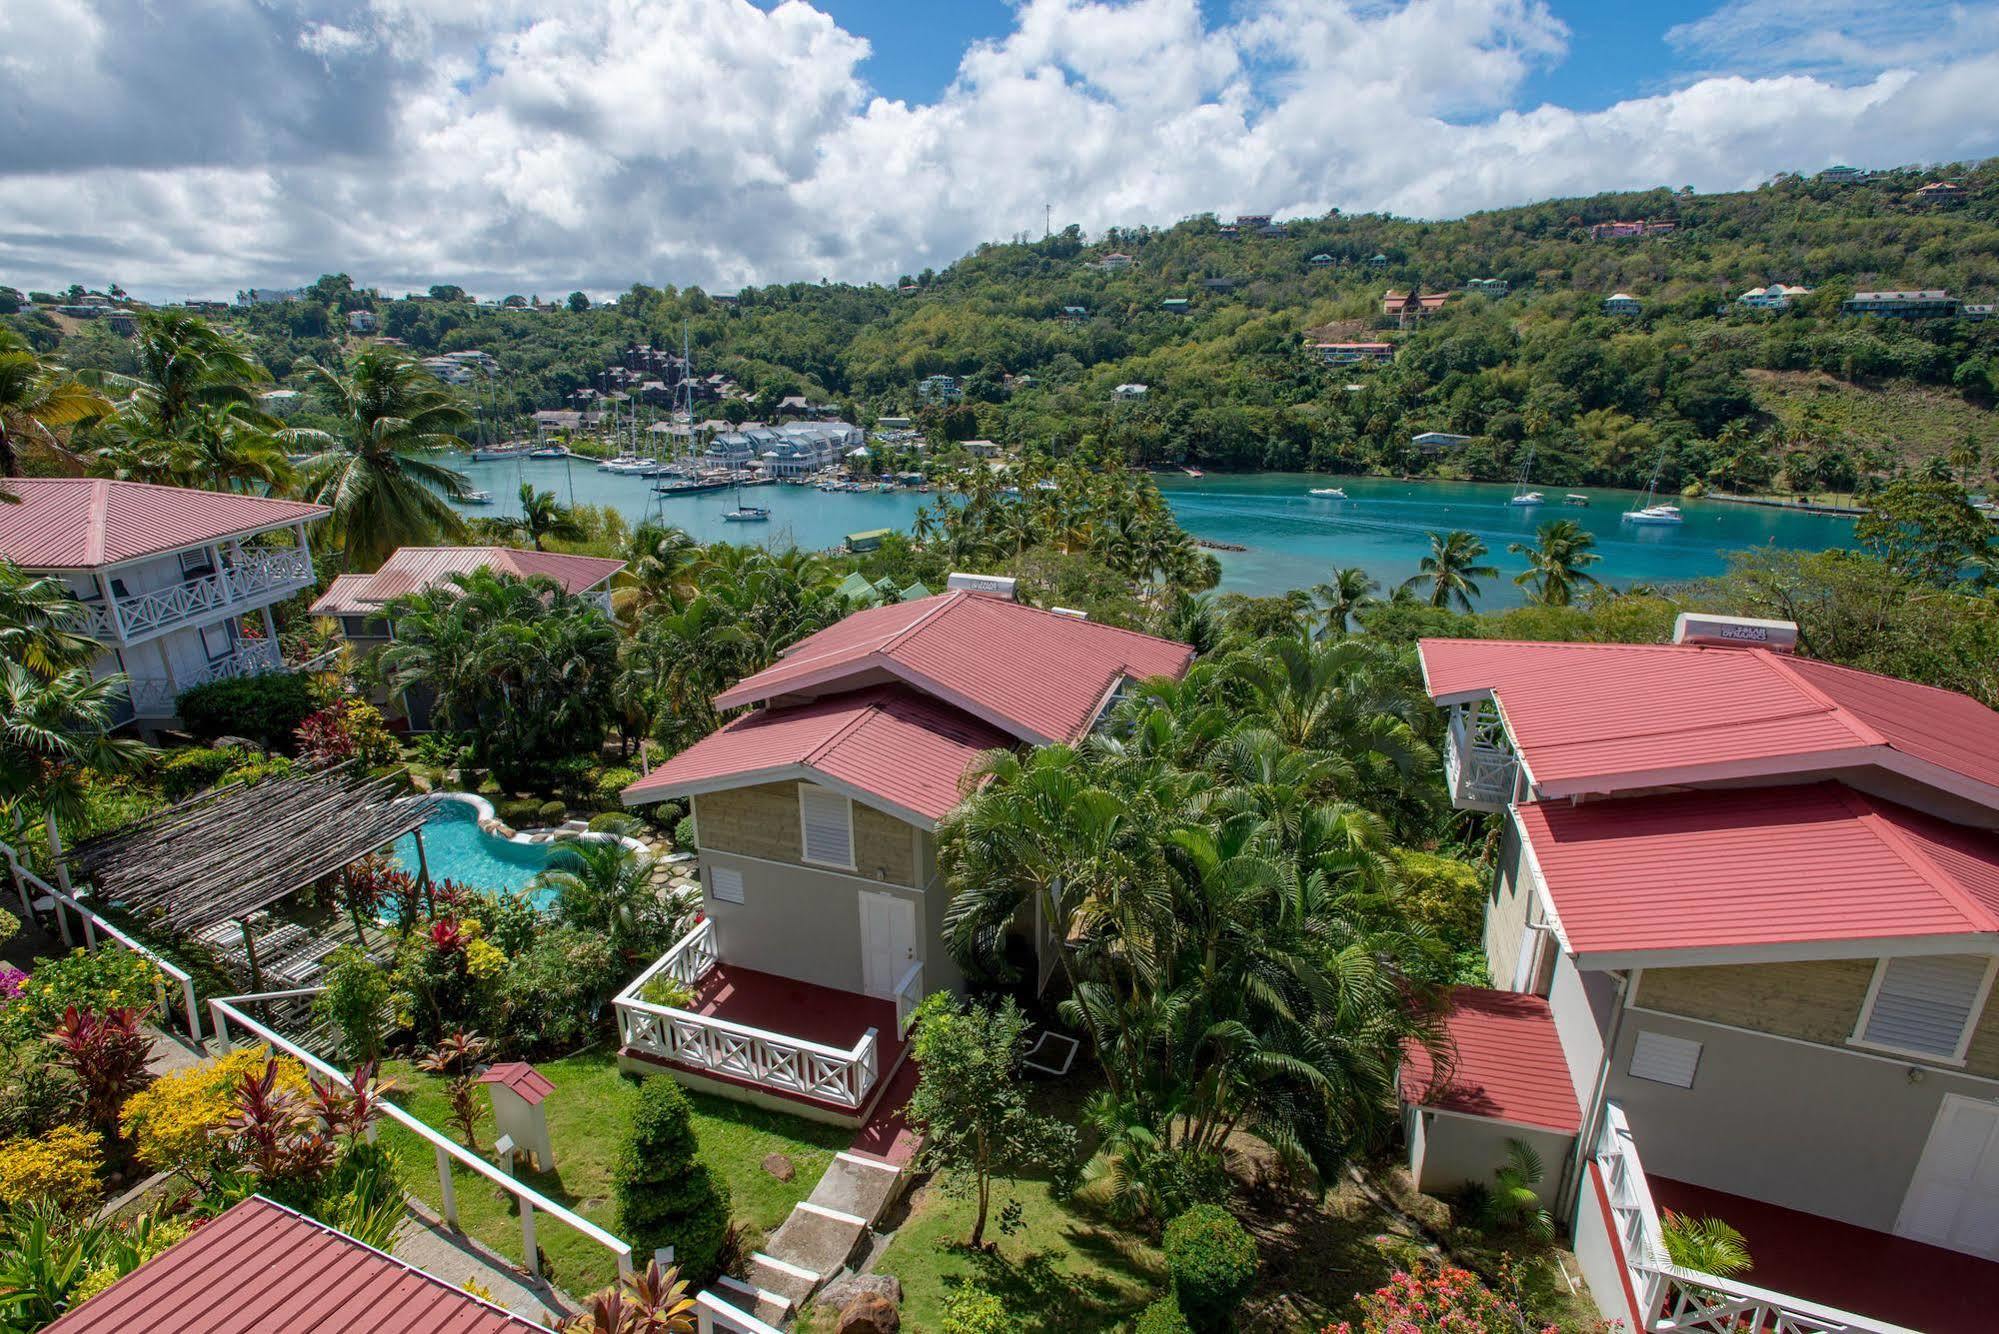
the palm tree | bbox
[534,816,686,960]
[1401,530,1497,611]
[0,562,99,678]
[0,661,151,886]
[505,482,584,550]
[615,523,706,621]
[0,329,110,480]
[115,309,269,437]
[1508,519,1601,605]
[291,349,474,567]
[1308,567,1380,637]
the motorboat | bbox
[462,489,494,505]
[1507,491,1545,507]
[1309,487,1348,498]
[597,455,645,472]
[1564,493,1591,507]
[1622,504,1684,526]
[527,444,569,459]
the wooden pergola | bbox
[68,763,435,987]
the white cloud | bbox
[1,0,1996,301]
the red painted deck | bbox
[693,963,906,1074]
[1649,1176,1999,1333]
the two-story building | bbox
[1312,342,1395,367]
[1406,616,1999,1333]
[310,546,622,727]
[1602,292,1643,317]
[1843,290,1960,319]
[1738,283,1812,310]
[614,584,1193,1129]
[0,479,327,729]
[1384,288,1450,328]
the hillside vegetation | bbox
[14,161,1999,492]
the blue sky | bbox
[4,0,1996,298]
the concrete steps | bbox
[745,1151,907,1324]
[715,1274,793,1327]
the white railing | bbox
[1446,703,1517,808]
[893,961,924,1036]
[82,547,314,642]
[1595,1104,1920,1334]
[2,838,203,1040]
[615,920,881,1109]
[123,639,290,718]
[696,1290,784,1334]
[209,990,633,1282]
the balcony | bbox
[1592,1104,1943,1333]
[1444,700,1518,810]
[82,547,314,644]
[616,919,914,1120]
[124,637,287,719]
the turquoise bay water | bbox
[448,457,1864,609]
[393,798,560,903]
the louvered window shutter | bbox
[799,786,854,867]
[1861,955,1990,1059]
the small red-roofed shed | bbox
[479,1062,556,1169]
[1400,987,1582,1206]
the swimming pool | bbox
[392,796,561,905]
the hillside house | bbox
[1410,431,1473,455]
[1092,253,1135,272]
[1383,289,1450,328]
[1602,292,1642,317]
[1408,618,1999,1334]
[1737,283,1812,309]
[1913,181,1966,206]
[616,587,1193,1126]
[345,309,377,333]
[1844,290,1959,319]
[1589,219,1676,240]
[1464,278,1510,295]
[1161,297,1191,313]
[259,389,304,417]
[0,480,326,730]
[1113,383,1149,399]
[1308,253,1334,267]
[311,546,622,728]
[1312,342,1395,367]
[1201,278,1237,292]
[1964,304,1994,322]
[1059,305,1089,320]
[1818,164,1871,182]
[1365,253,1390,267]
[916,374,961,403]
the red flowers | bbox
[1321,1264,1574,1334]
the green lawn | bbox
[380,1047,849,1297]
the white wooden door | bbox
[859,891,916,999]
[1897,1094,1999,1258]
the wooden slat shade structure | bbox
[68,763,431,937]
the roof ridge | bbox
[1832,785,1999,934]
[1759,650,1888,748]
[802,693,895,768]
[84,477,109,568]
[877,589,969,654]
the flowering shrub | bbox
[1325,1265,1560,1334]
[0,963,25,1001]
[120,1045,309,1178]
[295,699,399,769]
[0,947,161,1046]
[0,1124,103,1211]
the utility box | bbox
[478,1061,556,1172]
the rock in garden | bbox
[761,1152,794,1182]
[834,1293,900,1334]
[820,1274,902,1311]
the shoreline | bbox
[1707,494,1866,518]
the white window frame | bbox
[1849,954,1999,1066]
[797,783,856,871]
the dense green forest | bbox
[10,160,1999,492]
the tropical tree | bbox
[0,330,110,480]
[535,817,686,961]
[1308,567,1380,638]
[290,349,474,567]
[501,482,584,551]
[113,309,269,438]
[615,523,706,620]
[0,661,151,882]
[0,563,99,679]
[1508,519,1600,606]
[1401,530,1497,611]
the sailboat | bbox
[1623,449,1684,525]
[1507,447,1544,507]
[721,483,770,523]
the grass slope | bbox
[380,1047,848,1297]
[1746,369,1994,464]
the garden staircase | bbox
[739,1151,906,1325]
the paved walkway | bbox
[391,1202,576,1328]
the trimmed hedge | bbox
[176,672,317,749]
[593,766,638,809]
[672,815,696,851]
[1163,1205,1258,1333]
[157,747,245,800]
[613,1076,731,1285]
[1134,1295,1194,1334]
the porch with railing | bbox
[123,636,288,719]
[616,919,902,1113]
[81,545,315,642]
[1594,1104,1925,1334]
[1444,699,1518,810]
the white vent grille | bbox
[799,785,855,868]
[1860,955,1990,1058]
[1629,1031,1702,1088]
[709,865,744,905]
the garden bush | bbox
[1327,1265,1546,1334]
[940,1285,1011,1334]
[175,672,317,749]
[222,754,293,788]
[156,746,246,800]
[313,948,393,1063]
[614,1076,732,1286]
[1163,1204,1258,1333]
[497,799,540,827]
[537,800,569,825]
[1134,1295,1194,1334]
[593,766,638,809]
[672,814,696,851]
[0,948,162,1046]
[0,1124,102,1212]
[587,811,633,833]
[119,1046,308,1178]
[295,699,400,769]
[494,928,618,1055]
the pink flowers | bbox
[0,963,25,1000]
[1322,1265,1568,1334]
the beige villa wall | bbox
[1635,960,1999,1080]
[696,781,916,888]
[1483,819,1531,990]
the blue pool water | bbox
[393,799,561,904]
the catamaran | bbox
[1623,450,1684,525]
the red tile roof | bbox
[712,591,1194,744]
[44,1195,553,1332]
[478,1061,554,1105]
[623,686,1012,825]
[0,479,327,570]
[1417,638,1999,802]
[1516,783,1999,962]
[309,546,624,615]
[1401,987,1580,1133]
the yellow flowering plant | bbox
[0,1123,103,1213]
[119,1044,309,1178]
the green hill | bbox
[13,161,1999,493]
